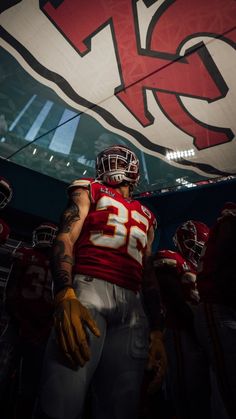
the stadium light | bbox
[166,148,195,161]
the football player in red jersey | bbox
[195,202,236,419]
[34,145,166,419]
[153,220,210,419]
[5,222,58,419]
[0,176,17,419]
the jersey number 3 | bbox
[90,196,149,265]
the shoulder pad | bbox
[67,178,94,191]
[154,249,187,268]
[218,202,236,220]
[154,257,177,268]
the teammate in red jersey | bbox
[195,202,236,419]
[5,222,58,419]
[34,145,166,419]
[0,176,17,419]
[6,223,58,345]
[153,220,210,419]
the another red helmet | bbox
[95,145,140,187]
[0,177,12,209]
[32,223,58,247]
[173,220,209,268]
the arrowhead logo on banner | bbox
[0,0,235,177]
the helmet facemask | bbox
[33,224,58,248]
[173,220,209,268]
[182,238,205,268]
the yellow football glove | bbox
[147,330,167,393]
[54,287,100,368]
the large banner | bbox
[0,0,235,192]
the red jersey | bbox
[71,179,156,292]
[8,246,53,343]
[154,249,199,304]
[0,217,10,244]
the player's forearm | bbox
[51,235,74,294]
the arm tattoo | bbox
[52,239,74,293]
[59,198,80,233]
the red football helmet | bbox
[32,223,58,247]
[173,220,209,268]
[95,145,140,187]
[0,177,12,209]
